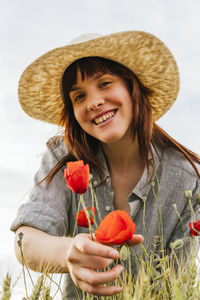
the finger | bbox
[127,234,144,246]
[76,264,123,286]
[67,239,114,269]
[75,234,119,259]
[75,277,122,296]
[77,253,113,269]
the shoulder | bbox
[154,147,200,199]
[161,147,200,180]
[46,134,68,161]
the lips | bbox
[93,110,116,125]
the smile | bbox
[94,110,116,125]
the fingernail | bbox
[114,286,122,293]
[109,250,119,257]
[116,265,123,273]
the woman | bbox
[11,31,200,298]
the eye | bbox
[73,93,85,103]
[99,80,112,88]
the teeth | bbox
[94,111,115,124]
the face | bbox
[69,70,134,144]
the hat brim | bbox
[18,31,180,124]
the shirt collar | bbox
[132,144,162,200]
[90,146,110,187]
[91,143,163,197]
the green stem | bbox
[142,196,149,249]
[90,179,95,209]
[89,181,102,222]
[93,217,98,230]
[155,172,164,250]
[188,198,195,222]
[20,249,29,298]
[171,249,180,268]
[88,181,98,229]
[80,194,94,240]
[151,179,164,251]
[173,206,184,236]
[47,273,63,299]
[73,197,82,237]
[17,233,32,298]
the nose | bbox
[87,99,105,112]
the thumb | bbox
[127,234,144,246]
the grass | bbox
[1,241,200,299]
[1,178,200,299]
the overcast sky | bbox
[0,0,200,287]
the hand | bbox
[66,233,144,296]
[66,233,123,296]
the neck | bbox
[101,134,144,173]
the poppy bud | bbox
[172,203,177,210]
[184,190,192,201]
[120,245,128,261]
[170,239,184,250]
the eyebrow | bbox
[69,73,108,93]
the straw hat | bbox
[18,30,180,124]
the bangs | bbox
[61,56,135,98]
[74,57,118,80]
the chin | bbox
[100,135,123,144]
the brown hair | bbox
[45,57,200,184]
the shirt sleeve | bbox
[10,139,71,237]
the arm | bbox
[12,138,144,296]
[14,225,143,296]
[14,226,72,273]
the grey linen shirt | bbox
[11,136,200,299]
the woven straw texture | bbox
[18,31,180,124]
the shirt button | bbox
[93,180,98,186]
[105,205,111,212]
[106,177,110,184]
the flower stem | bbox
[73,197,81,237]
[142,196,149,249]
[151,177,164,251]
[188,198,195,222]
[89,181,102,222]
[80,194,94,240]
[172,204,184,236]
[17,232,34,298]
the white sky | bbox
[0,0,200,289]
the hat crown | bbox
[69,33,102,45]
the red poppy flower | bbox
[76,206,95,228]
[189,220,200,236]
[95,210,136,245]
[64,160,89,194]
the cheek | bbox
[73,107,85,126]
[73,107,81,121]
